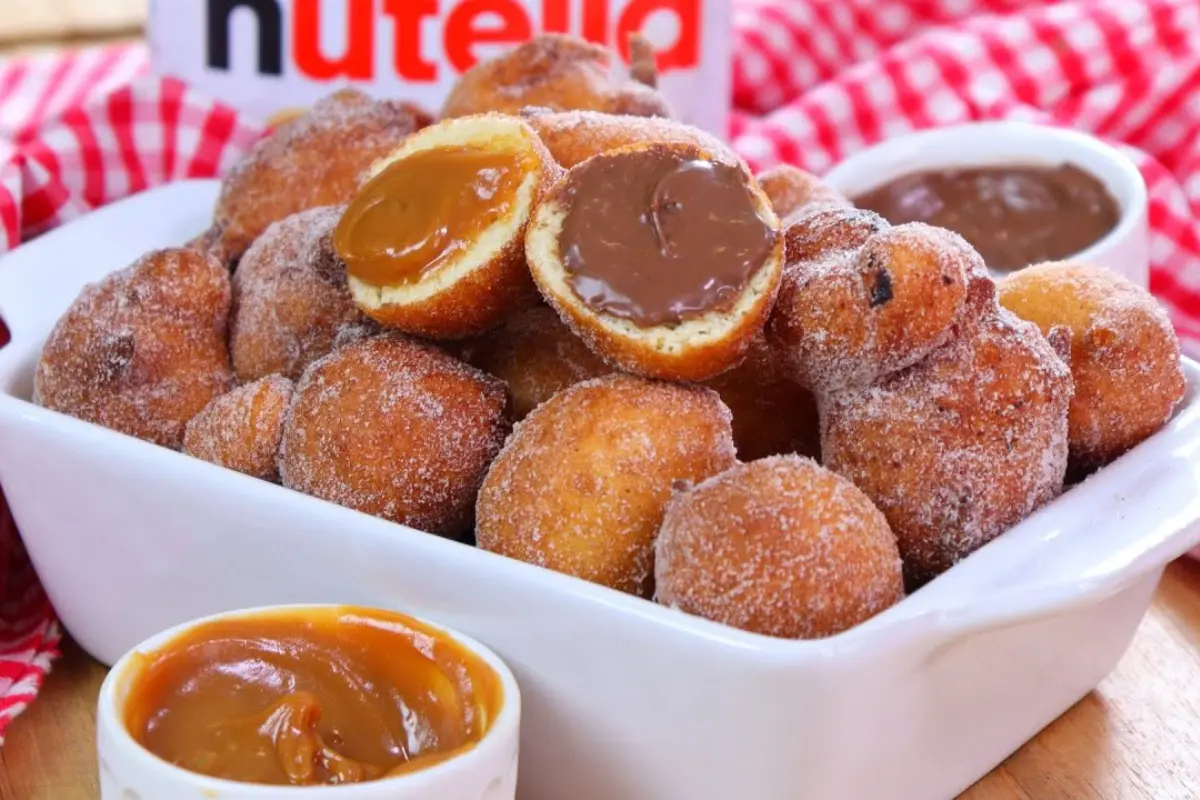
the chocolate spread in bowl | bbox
[852,164,1120,273]
[557,149,778,327]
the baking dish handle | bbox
[877,374,1200,655]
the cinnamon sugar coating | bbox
[230,206,374,383]
[822,280,1073,586]
[475,374,737,596]
[183,375,294,481]
[34,248,234,449]
[211,89,432,265]
[756,165,849,222]
[441,34,672,121]
[655,456,904,639]
[279,335,511,538]
[999,261,1186,472]
[524,110,736,169]
[767,212,975,393]
[465,305,612,421]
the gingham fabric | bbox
[0,0,1197,740]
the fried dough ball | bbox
[279,335,510,538]
[524,110,737,169]
[703,339,820,461]
[756,165,848,222]
[183,375,293,481]
[476,375,737,596]
[998,262,1186,471]
[209,89,432,265]
[822,281,1072,586]
[466,306,612,420]
[230,206,374,383]
[34,248,234,449]
[525,142,784,382]
[441,34,672,121]
[655,456,904,638]
[334,114,560,339]
[767,214,975,392]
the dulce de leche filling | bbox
[334,145,530,288]
[558,150,778,327]
[122,606,502,787]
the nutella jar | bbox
[147,0,733,134]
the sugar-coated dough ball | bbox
[768,215,975,392]
[475,374,737,596]
[35,248,234,449]
[279,335,511,538]
[465,305,612,421]
[230,206,374,383]
[183,375,294,481]
[998,262,1186,471]
[822,281,1072,586]
[655,456,904,639]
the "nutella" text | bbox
[206,0,702,82]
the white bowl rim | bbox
[820,120,1149,271]
[97,602,521,797]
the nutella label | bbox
[148,0,732,134]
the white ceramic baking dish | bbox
[1,180,1199,800]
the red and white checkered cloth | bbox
[0,0,1197,740]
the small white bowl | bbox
[821,121,1150,287]
[96,604,521,800]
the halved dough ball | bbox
[279,335,511,538]
[465,305,612,420]
[210,89,431,265]
[476,374,737,596]
[822,282,1073,586]
[183,375,293,481]
[333,114,562,339]
[441,34,672,120]
[230,206,374,383]
[525,110,736,169]
[655,456,904,639]
[767,217,975,392]
[525,142,784,381]
[35,248,234,449]
[998,261,1186,471]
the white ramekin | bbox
[95,604,521,800]
[821,121,1150,288]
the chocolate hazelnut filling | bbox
[852,164,1120,273]
[557,149,778,327]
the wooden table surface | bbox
[1,556,1198,799]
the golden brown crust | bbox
[183,375,294,481]
[756,164,849,221]
[703,338,821,462]
[34,248,234,449]
[998,262,1186,471]
[279,335,511,538]
[211,89,432,266]
[441,34,673,121]
[475,374,737,596]
[655,456,905,638]
[465,305,612,420]
[821,286,1073,587]
[767,215,975,392]
[524,110,737,169]
[525,142,785,383]
[230,206,373,382]
[347,115,564,340]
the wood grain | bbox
[0,0,145,45]
[3,558,1199,799]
